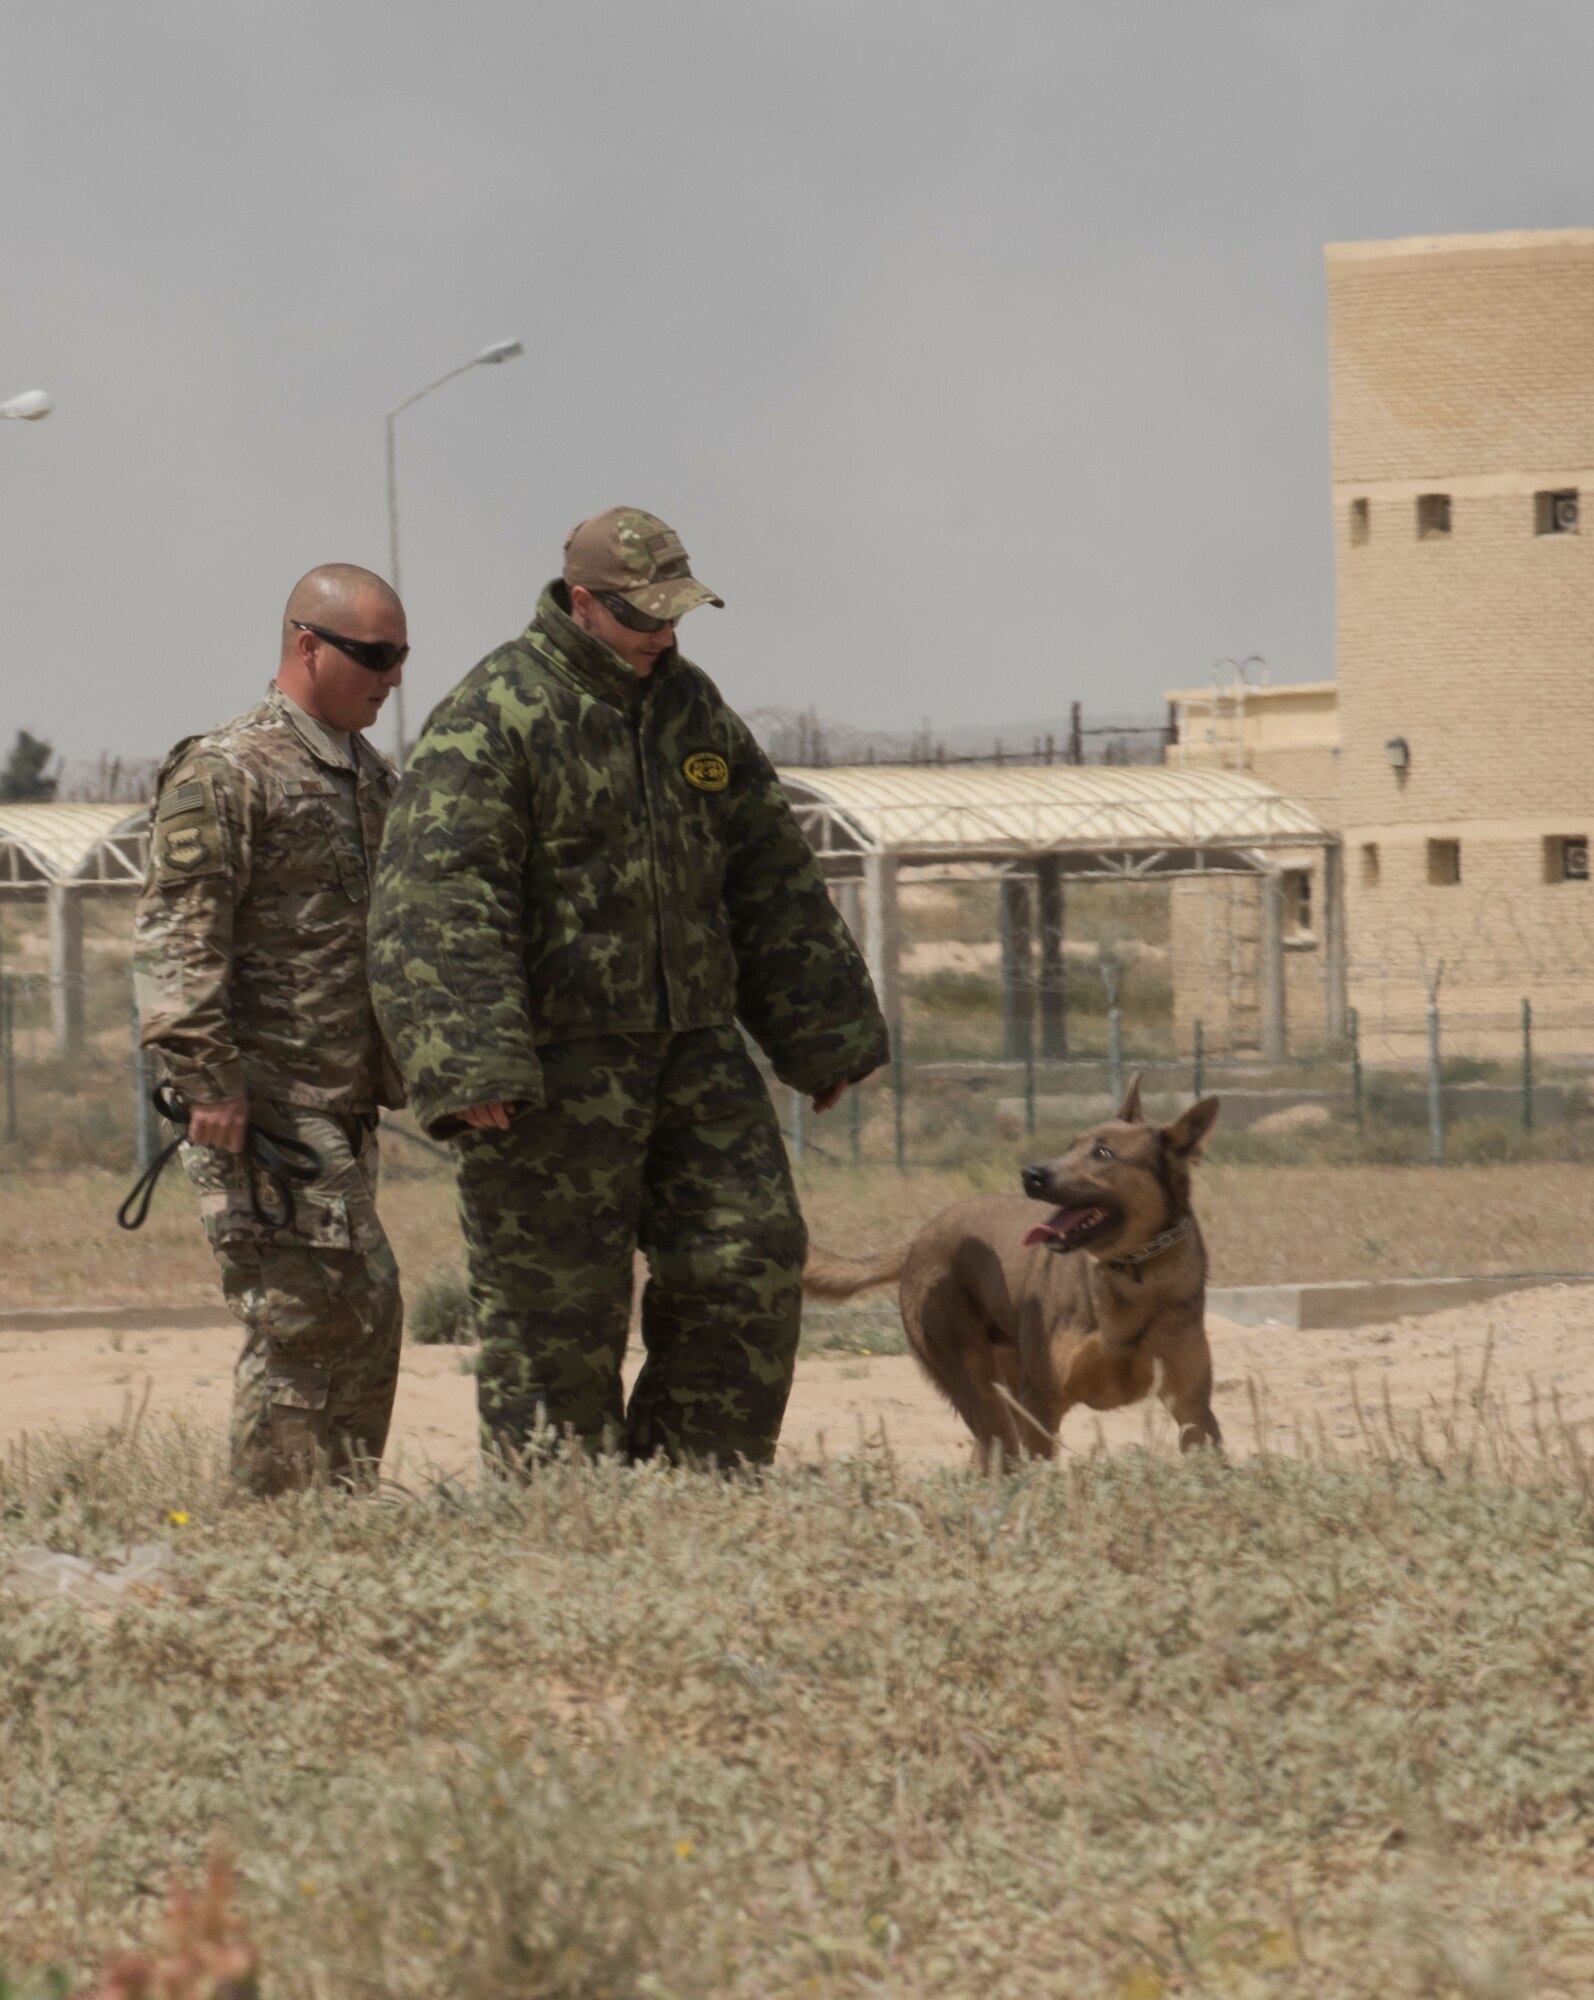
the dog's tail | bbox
[802,1243,908,1300]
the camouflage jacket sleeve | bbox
[368,698,547,1138]
[132,748,253,1103]
[721,717,890,1094]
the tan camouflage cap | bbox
[563,506,724,621]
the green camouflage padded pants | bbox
[181,1105,404,1495]
[455,1027,806,1467]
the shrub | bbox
[407,1269,474,1345]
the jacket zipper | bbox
[632,695,676,1026]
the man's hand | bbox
[459,1101,518,1130]
[188,1094,250,1154]
[811,1082,847,1115]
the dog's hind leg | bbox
[902,1275,1026,1470]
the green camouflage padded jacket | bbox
[369,584,889,1137]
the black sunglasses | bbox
[594,591,674,635]
[292,620,409,675]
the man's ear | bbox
[1116,1071,1144,1124]
[1163,1095,1220,1160]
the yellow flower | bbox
[298,1879,317,1898]
[1115,1969,1165,2000]
[166,1510,191,1527]
[675,1839,697,1861]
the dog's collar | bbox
[1097,1213,1194,1279]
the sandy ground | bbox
[3,1282,1593,1475]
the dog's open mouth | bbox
[1024,1204,1121,1253]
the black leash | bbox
[117,1083,324,1233]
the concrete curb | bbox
[0,1305,234,1334]
[6,1272,1592,1338]
[1209,1273,1594,1330]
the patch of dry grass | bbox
[0,1158,464,1313]
[3,1145,1590,1314]
[795,1155,1594,1289]
[5,1411,1594,1995]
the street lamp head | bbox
[477,339,523,365]
[0,389,54,421]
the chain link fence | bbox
[4,921,1593,1178]
[764,984,1594,1173]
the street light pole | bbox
[384,339,522,761]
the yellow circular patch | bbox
[683,751,729,793]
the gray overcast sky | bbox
[3,0,1590,764]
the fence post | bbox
[1521,998,1534,1133]
[2,981,15,1145]
[130,993,158,1172]
[789,1085,805,1165]
[1192,1019,1204,1099]
[849,1076,862,1166]
[891,1020,906,1173]
[1349,1005,1363,1132]
[1023,1017,1036,1136]
[1426,989,1444,1165]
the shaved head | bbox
[282,563,402,653]
[276,562,408,737]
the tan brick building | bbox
[1330,229,1594,1056]
[1169,229,1594,1059]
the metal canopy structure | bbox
[778,763,1343,1059]
[0,804,151,1058]
[780,764,1329,877]
[0,804,150,890]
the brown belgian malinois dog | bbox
[805,1075,1222,1467]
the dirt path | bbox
[3,1282,1592,1475]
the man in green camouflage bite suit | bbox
[369,507,887,1466]
[135,564,409,1495]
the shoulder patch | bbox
[157,779,207,820]
[683,750,730,793]
[152,772,226,882]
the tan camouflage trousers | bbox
[455,1027,806,1468]
[181,1104,403,1495]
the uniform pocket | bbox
[263,1358,331,1412]
[534,933,650,1024]
[265,798,364,902]
[197,1187,353,1252]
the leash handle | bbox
[116,1083,190,1232]
[244,1125,322,1230]
[116,1134,185,1232]
[115,1085,324,1234]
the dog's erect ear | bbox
[1163,1095,1220,1160]
[1116,1071,1145,1124]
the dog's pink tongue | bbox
[1024,1206,1092,1248]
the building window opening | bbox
[1350,498,1369,545]
[1427,838,1461,887]
[1544,834,1589,883]
[1360,842,1380,888]
[1282,868,1315,944]
[1417,493,1452,539]
[1535,489,1579,535]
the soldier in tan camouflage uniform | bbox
[134,564,409,1494]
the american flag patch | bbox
[158,780,207,820]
